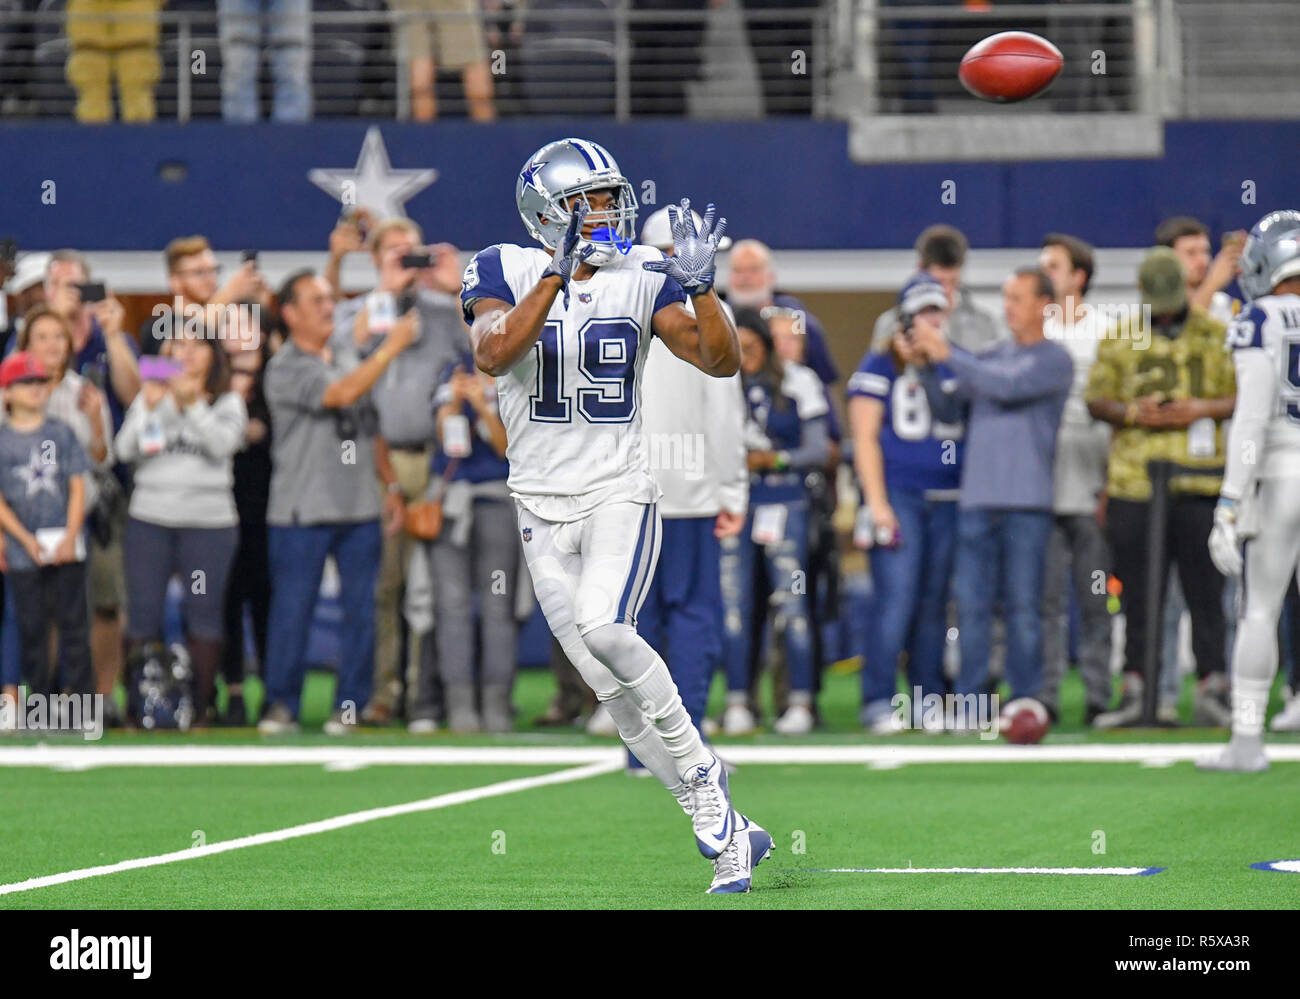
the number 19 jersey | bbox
[461,242,688,522]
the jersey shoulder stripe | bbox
[460,243,516,323]
[1226,303,1268,351]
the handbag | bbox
[404,459,459,541]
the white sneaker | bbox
[407,717,439,734]
[685,755,734,859]
[585,704,619,737]
[257,704,300,735]
[870,712,906,735]
[701,717,720,738]
[773,704,814,735]
[1270,697,1300,732]
[722,704,755,735]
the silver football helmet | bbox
[516,138,637,266]
[1238,209,1300,301]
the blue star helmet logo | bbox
[519,160,548,197]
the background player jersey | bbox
[847,351,963,494]
[1084,307,1235,501]
[742,360,827,504]
[1225,293,1300,480]
[460,241,687,522]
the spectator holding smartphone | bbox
[332,219,465,725]
[912,268,1074,713]
[410,357,514,733]
[115,332,247,725]
[138,236,270,356]
[849,275,963,732]
[258,270,414,735]
[0,353,91,706]
[43,251,139,718]
[1156,217,1242,326]
[720,307,831,736]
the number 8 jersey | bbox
[461,241,688,522]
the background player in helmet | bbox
[460,138,771,893]
[1200,210,1300,772]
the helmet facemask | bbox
[543,183,637,267]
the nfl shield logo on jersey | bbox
[522,527,532,542]
[578,292,592,303]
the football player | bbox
[460,138,771,892]
[1199,209,1300,772]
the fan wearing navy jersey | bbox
[1199,210,1300,772]
[849,275,963,733]
[720,307,831,737]
[460,138,771,894]
[413,351,516,734]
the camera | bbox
[76,282,107,303]
[400,253,434,270]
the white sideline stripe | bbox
[812,866,1162,876]
[0,760,620,898]
[0,742,1298,769]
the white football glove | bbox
[1208,498,1243,577]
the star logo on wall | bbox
[309,126,438,219]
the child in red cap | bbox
[0,352,92,712]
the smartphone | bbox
[76,282,107,303]
[140,356,182,382]
[241,250,258,265]
[0,238,17,265]
[400,253,433,270]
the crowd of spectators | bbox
[1,210,1298,738]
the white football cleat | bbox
[1269,697,1300,733]
[706,814,774,894]
[685,755,735,859]
[722,704,755,735]
[1195,734,1270,773]
[707,817,753,893]
[773,704,814,735]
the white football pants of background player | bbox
[518,499,712,801]
[1229,478,1300,737]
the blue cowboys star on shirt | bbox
[13,447,61,501]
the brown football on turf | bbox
[959,31,1064,103]
[1000,698,1051,745]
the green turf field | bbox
[1,666,1296,908]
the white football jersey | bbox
[461,242,688,522]
[1223,293,1300,483]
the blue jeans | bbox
[952,507,1053,701]
[218,0,312,122]
[264,520,381,718]
[721,499,813,695]
[862,490,956,716]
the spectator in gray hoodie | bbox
[115,331,247,723]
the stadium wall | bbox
[2,120,1294,253]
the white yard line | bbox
[0,759,620,898]
[809,866,1165,876]
[0,742,1296,769]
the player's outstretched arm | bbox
[653,293,740,377]
[472,205,589,376]
[645,200,739,376]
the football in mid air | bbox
[999,698,1051,745]
[958,31,1064,103]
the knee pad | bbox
[581,622,652,676]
